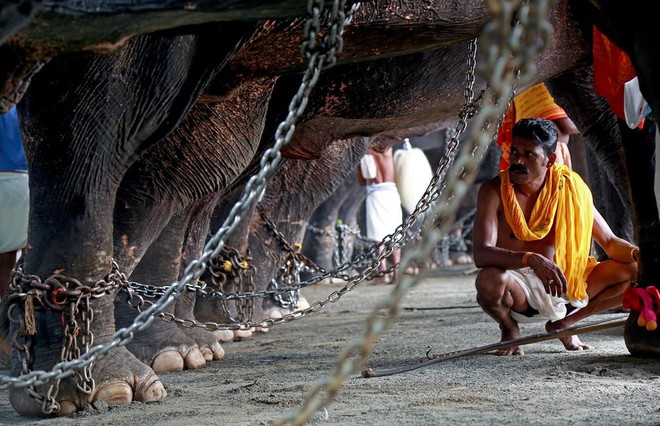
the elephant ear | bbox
[394,147,433,215]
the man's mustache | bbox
[509,164,528,174]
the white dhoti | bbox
[365,182,402,242]
[0,172,29,253]
[509,267,588,323]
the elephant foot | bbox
[213,329,236,342]
[210,329,253,341]
[122,318,207,372]
[234,328,254,340]
[9,347,165,417]
[116,299,210,371]
[256,295,311,334]
[624,312,660,357]
[195,295,311,340]
[450,251,473,265]
[180,327,225,362]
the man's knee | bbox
[609,259,638,283]
[475,267,508,296]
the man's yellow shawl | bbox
[500,164,597,301]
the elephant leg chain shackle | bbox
[5,263,127,414]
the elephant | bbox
[1,0,659,418]
[302,171,367,275]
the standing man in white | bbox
[357,135,403,284]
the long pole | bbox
[361,316,627,378]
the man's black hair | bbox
[511,118,558,156]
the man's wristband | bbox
[522,252,534,267]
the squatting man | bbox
[472,118,638,355]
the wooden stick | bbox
[361,316,627,378]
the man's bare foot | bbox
[546,321,592,351]
[496,326,524,356]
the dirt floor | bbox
[1,266,660,425]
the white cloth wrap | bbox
[365,182,402,242]
[393,147,433,214]
[360,154,378,180]
[509,267,588,323]
[0,172,29,253]
[624,76,652,129]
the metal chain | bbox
[122,34,481,331]
[257,207,305,308]
[4,264,125,409]
[0,0,357,392]
[207,246,255,323]
[127,46,483,307]
[268,249,304,309]
[277,1,556,424]
[306,223,338,237]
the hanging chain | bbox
[268,248,304,309]
[277,1,556,424]
[122,34,481,332]
[207,247,256,323]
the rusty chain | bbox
[207,247,255,323]
[0,0,357,394]
[4,263,126,410]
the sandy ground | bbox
[1,267,660,425]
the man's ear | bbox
[546,152,557,167]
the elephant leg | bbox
[193,184,257,341]
[619,118,660,284]
[618,117,660,356]
[302,172,364,275]
[115,208,213,372]
[336,176,368,271]
[250,137,369,321]
[180,193,236,343]
[113,78,275,354]
[9,29,255,415]
[619,117,660,354]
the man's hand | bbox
[527,253,567,297]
